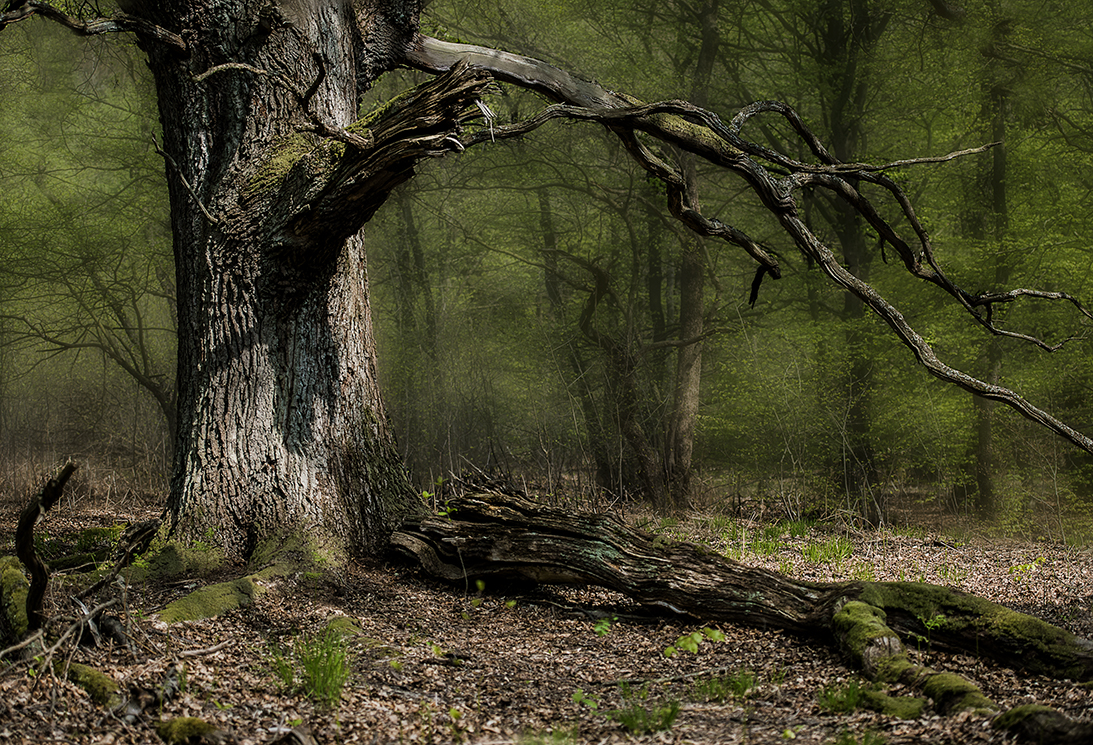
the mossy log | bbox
[391,493,1093,742]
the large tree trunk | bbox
[136,0,483,557]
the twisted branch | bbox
[409,34,1093,455]
[0,0,185,49]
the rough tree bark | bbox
[393,492,1093,743]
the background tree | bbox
[0,22,173,493]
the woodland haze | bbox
[2,0,1093,539]
[2,1,1093,743]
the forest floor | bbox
[1,492,1092,745]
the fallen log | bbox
[391,493,1093,743]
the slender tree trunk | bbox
[815,0,889,523]
[538,189,616,492]
[972,27,1011,515]
[664,0,719,508]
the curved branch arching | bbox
[407,34,1093,456]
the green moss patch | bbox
[0,555,30,643]
[859,581,1092,680]
[860,688,926,719]
[325,615,364,637]
[65,662,122,708]
[157,576,259,623]
[156,531,338,624]
[921,671,998,715]
[155,716,220,744]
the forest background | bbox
[2,0,1092,543]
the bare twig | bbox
[0,0,186,49]
[178,639,233,657]
[151,134,219,225]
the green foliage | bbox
[571,688,599,713]
[607,683,680,735]
[819,679,867,713]
[803,536,854,565]
[663,626,725,658]
[268,630,351,708]
[592,616,615,637]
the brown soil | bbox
[1,499,1092,745]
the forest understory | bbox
[1,488,1092,745]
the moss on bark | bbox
[157,532,333,623]
[155,716,221,744]
[860,688,926,719]
[64,662,122,708]
[0,555,30,643]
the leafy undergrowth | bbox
[0,500,1091,744]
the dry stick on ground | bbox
[392,492,1093,744]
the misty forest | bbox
[2,0,1093,743]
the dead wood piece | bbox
[15,461,77,631]
[77,517,163,602]
[392,493,1093,677]
[993,704,1093,745]
[393,493,1093,741]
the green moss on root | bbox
[157,532,335,623]
[157,576,258,623]
[0,555,30,642]
[994,704,1057,729]
[155,716,219,744]
[65,662,122,708]
[860,688,926,719]
[832,600,905,676]
[921,671,997,714]
[859,581,1092,680]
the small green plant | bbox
[803,536,853,565]
[664,626,725,657]
[753,536,783,556]
[608,683,679,734]
[269,642,295,690]
[572,688,599,712]
[593,616,616,637]
[268,630,351,708]
[819,679,866,713]
[921,613,945,631]
[1009,556,1045,583]
[850,563,876,582]
[296,629,350,708]
[691,669,757,702]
